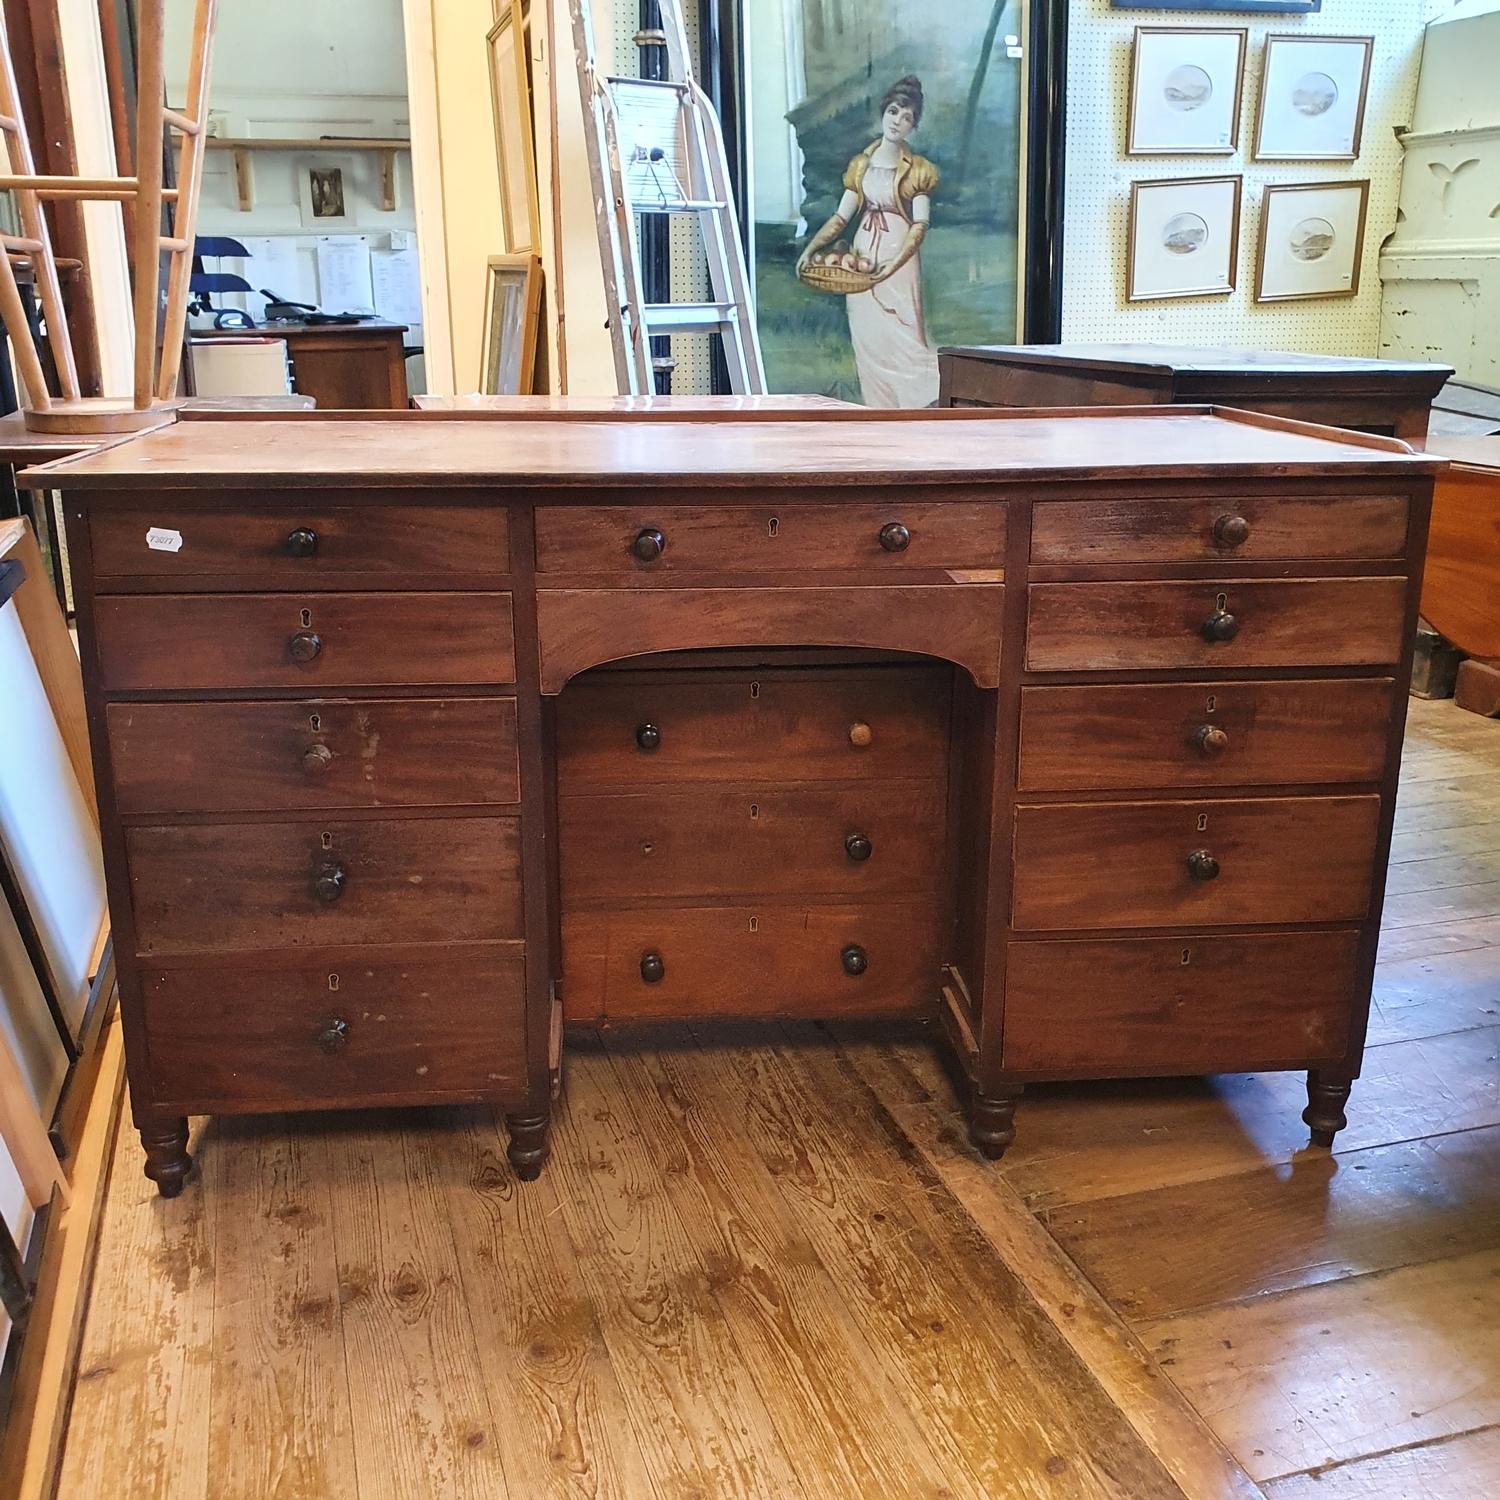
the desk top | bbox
[940,343,1455,383]
[412,394,857,414]
[194,320,409,340]
[28,406,1442,491]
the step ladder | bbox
[568,0,764,396]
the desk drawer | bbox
[1017,679,1395,791]
[140,950,526,1107]
[1025,578,1406,671]
[1011,794,1381,931]
[89,500,508,584]
[562,901,940,1022]
[535,497,1006,575]
[559,782,945,902]
[1002,932,1357,1072]
[557,667,950,788]
[1031,495,1408,564]
[128,816,524,954]
[95,592,516,691]
[107,698,519,814]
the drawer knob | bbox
[639,951,665,984]
[878,522,911,553]
[635,722,661,752]
[1192,725,1230,758]
[631,527,666,562]
[1201,608,1238,643]
[285,527,319,558]
[848,721,873,749]
[288,630,323,663]
[844,832,873,862]
[302,743,334,774]
[313,860,346,903]
[316,1017,349,1054]
[841,944,868,976]
[1213,514,1250,548]
[1185,848,1220,882]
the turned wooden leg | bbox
[969,1085,1023,1161]
[1303,1071,1353,1149]
[504,1111,550,1181]
[139,1117,192,1198]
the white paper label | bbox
[146,527,183,553]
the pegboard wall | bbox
[1059,0,1430,353]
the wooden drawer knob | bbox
[302,743,334,774]
[285,527,318,558]
[841,944,868,975]
[1213,514,1250,548]
[878,522,911,553]
[631,528,666,562]
[844,832,872,862]
[1192,725,1230,758]
[312,859,346,903]
[288,630,323,663]
[1185,848,1220,882]
[317,1016,349,1054]
[639,951,665,984]
[848,721,873,748]
[1201,608,1238,643]
[635,722,661,752]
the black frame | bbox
[699,0,1068,359]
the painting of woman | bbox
[796,76,940,408]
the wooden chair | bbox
[0,0,219,432]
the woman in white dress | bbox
[796,76,941,408]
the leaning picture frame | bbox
[487,0,542,255]
[1255,178,1370,302]
[480,252,544,394]
[1128,27,1247,156]
[1127,174,1242,301]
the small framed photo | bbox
[1255,178,1369,302]
[1254,34,1373,161]
[1128,27,1247,155]
[297,160,353,228]
[1127,174,1242,301]
[481,252,544,394]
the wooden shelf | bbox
[203,137,411,213]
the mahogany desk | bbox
[30,406,1440,1192]
[197,321,409,410]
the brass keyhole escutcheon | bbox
[1204,694,1216,715]
[328,973,341,991]
[1196,813,1208,833]
[309,712,322,732]
[767,517,779,538]
[749,681,761,700]
[300,607,312,628]
[749,803,760,820]
[321,830,334,850]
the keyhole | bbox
[767,517,779,538]
[1215,592,1227,612]
[749,916,759,933]
[309,712,322,732]
[328,973,341,991]
[300,607,312,628]
[749,803,760,820]
[321,831,333,850]
[1204,694,1217,715]
[1196,813,1208,833]
[1181,949,1191,965]
[749,681,761,700]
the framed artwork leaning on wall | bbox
[1127,173,1241,301]
[1255,178,1370,301]
[481,253,544,394]
[1128,27,1247,155]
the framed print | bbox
[480,252,543,394]
[1113,0,1318,11]
[297,160,353,228]
[1129,28,1247,155]
[487,0,542,255]
[1254,34,1373,161]
[1255,178,1369,301]
[1127,174,1241,301]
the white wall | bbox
[1060,0,1428,354]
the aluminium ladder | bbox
[568,0,764,395]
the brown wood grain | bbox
[1422,459,1500,657]
[126,816,524,954]
[95,592,516,691]
[140,951,527,1108]
[1025,578,1408,671]
[537,584,1005,691]
[107,697,519,814]
[560,902,942,1022]
[1002,931,1358,1071]
[534,496,1008,573]
[1017,678,1395,791]
[88,499,508,584]
[1011,795,1382,931]
[1030,495,1409,564]
[1264,1426,1500,1499]
[558,782,946,902]
[556,666,951,788]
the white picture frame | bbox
[1127,174,1241,301]
[1128,27,1247,156]
[1255,178,1370,302]
[1254,34,1373,162]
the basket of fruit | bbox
[797,245,879,295]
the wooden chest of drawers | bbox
[38,405,1439,1193]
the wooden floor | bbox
[54,700,1499,1499]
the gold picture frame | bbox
[1126,174,1242,302]
[487,0,542,256]
[1253,34,1374,163]
[481,252,544,394]
[1127,27,1247,156]
[1254,178,1370,303]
